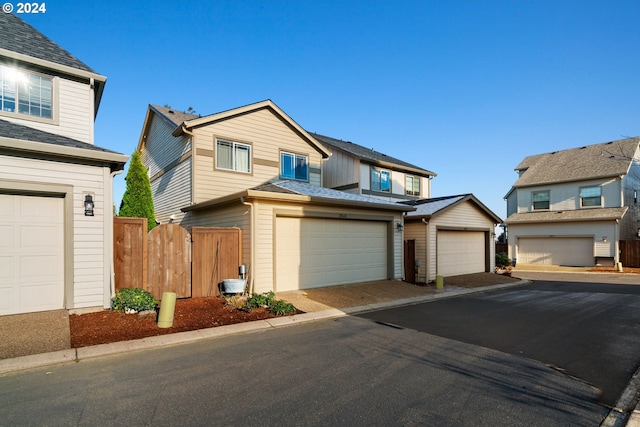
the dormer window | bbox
[371,167,391,192]
[0,64,53,120]
[580,186,602,207]
[532,191,550,210]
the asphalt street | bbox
[358,277,640,407]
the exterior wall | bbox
[142,113,192,225]
[0,154,109,309]
[506,191,517,217]
[359,163,428,201]
[620,160,640,240]
[322,148,359,189]
[515,178,622,213]
[507,221,618,263]
[1,77,95,144]
[191,108,324,203]
[407,201,497,283]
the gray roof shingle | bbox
[0,13,95,73]
[505,207,628,224]
[150,105,199,127]
[513,137,640,187]
[400,193,502,223]
[310,133,436,177]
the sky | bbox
[18,0,640,220]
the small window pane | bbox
[235,144,250,172]
[532,191,549,210]
[0,65,52,119]
[406,175,420,196]
[216,141,233,170]
[581,187,601,207]
[280,152,308,181]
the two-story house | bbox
[0,13,127,316]
[504,137,640,267]
[137,100,415,293]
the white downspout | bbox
[241,196,255,295]
[422,218,429,283]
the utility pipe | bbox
[241,196,255,295]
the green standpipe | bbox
[436,275,444,290]
[157,292,176,328]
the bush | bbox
[269,300,296,316]
[111,288,158,313]
[495,252,511,269]
[246,291,276,310]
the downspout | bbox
[108,169,124,305]
[241,196,255,295]
[615,218,620,264]
[422,218,429,283]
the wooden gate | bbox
[147,224,192,299]
[191,227,242,297]
[404,239,416,284]
[114,217,147,290]
[620,240,640,268]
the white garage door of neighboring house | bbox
[276,217,387,291]
[518,237,593,266]
[437,230,486,277]
[0,194,64,315]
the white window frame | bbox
[406,175,420,196]
[0,64,55,122]
[532,190,550,210]
[280,151,309,181]
[215,139,251,173]
[580,186,602,208]
[371,167,391,193]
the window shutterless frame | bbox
[215,139,251,173]
[580,186,602,207]
[532,190,550,210]
[0,64,54,121]
[405,175,420,196]
[280,151,308,181]
[370,167,391,192]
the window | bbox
[532,191,550,210]
[0,64,53,119]
[280,152,308,181]
[216,139,251,173]
[406,175,420,196]
[371,167,391,192]
[581,186,601,207]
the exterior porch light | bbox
[84,194,94,216]
[396,222,404,232]
[602,236,608,243]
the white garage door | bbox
[437,230,486,277]
[0,194,64,315]
[276,217,387,291]
[518,237,593,266]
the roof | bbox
[0,118,127,168]
[505,207,628,224]
[512,137,640,188]
[401,194,502,223]
[311,132,436,178]
[0,13,95,73]
[183,180,416,213]
[150,105,199,128]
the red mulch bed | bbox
[69,297,294,348]
[589,266,640,274]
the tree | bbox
[119,151,156,231]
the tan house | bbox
[312,133,436,201]
[504,137,640,267]
[402,194,502,283]
[137,100,415,293]
[0,14,128,315]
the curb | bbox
[0,280,530,375]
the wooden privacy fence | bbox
[619,240,640,268]
[114,218,241,300]
[495,243,508,254]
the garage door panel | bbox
[276,217,387,291]
[438,231,486,277]
[519,238,592,266]
[0,194,64,315]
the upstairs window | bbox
[532,191,550,210]
[406,175,420,196]
[371,167,391,192]
[280,152,308,181]
[581,186,602,207]
[216,139,251,173]
[0,64,53,119]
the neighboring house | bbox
[0,14,128,315]
[137,100,415,293]
[401,194,502,283]
[504,137,640,267]
[312,133,436,201]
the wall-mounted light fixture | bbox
[84,194,94,216]
[637,228,640,238]
[602,236,608,243]
[396,222,404,232]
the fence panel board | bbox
[147,224,192,299]
[113,217,147,290]
[192,227,242,297]
[620,240,640,268]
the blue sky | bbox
[19,0,640,219]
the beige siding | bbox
[516,178,622,213]
[2,78,94,144]
[142,114,193,224]
[621,158,640,240]
[192,109,324,203]
[0,154,109,309]
[323,149,359,189]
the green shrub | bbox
[269,300,296,316]
[495,252,511,269]
[246,291,276,310]
[111,288,158,313]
